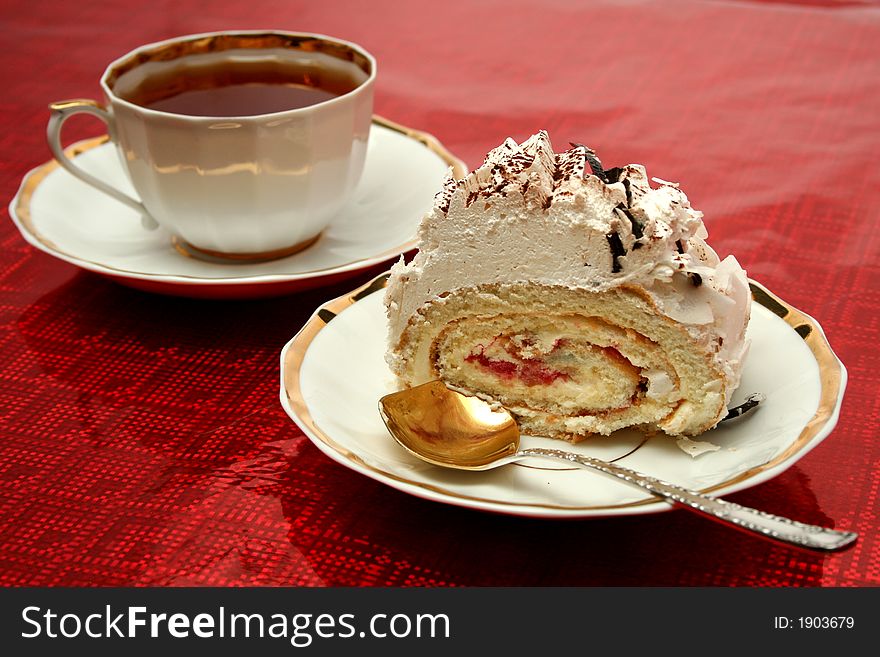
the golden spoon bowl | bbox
[379,380,519,468]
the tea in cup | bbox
[47,31,376,261]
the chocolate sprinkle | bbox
[675,239,685,254]
[604,167,623,183]
[569,142,607,182]
[616,204,644,239]
[434,176,458,214]
[584,152,607,181]
[605,231,626,273]
[689,272,703,287]
[604,169,634,206]
[720,393,765,423]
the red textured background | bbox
[1,0,878,586]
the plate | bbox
[8,116,466,299]
[279,274,846,518]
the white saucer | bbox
[9,117,466,299]
[280,274,847,519]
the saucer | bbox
[279,274,846,519]
[9,116,466,299]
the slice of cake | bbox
[384,132,750,440]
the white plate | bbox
[8,117,465,299]
[280,274,846,518]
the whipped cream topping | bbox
[386,131,751,394]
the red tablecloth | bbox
[1,0,878,587]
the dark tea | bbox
[120,58,362,117]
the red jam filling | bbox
[465,351,568,386]
[465,335,570,386]
[465,335,636,387]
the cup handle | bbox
[46,99,158,229]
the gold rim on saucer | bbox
[280,274,845,513]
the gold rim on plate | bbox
[281,273,845,513]
[11,115,467,283]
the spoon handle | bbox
[518,448,857,551]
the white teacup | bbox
[47,31,376,261]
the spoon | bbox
[378,380,857,552]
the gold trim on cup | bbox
[104,32,374,93]
[281,274,845,513]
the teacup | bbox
[47,31,376,261]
